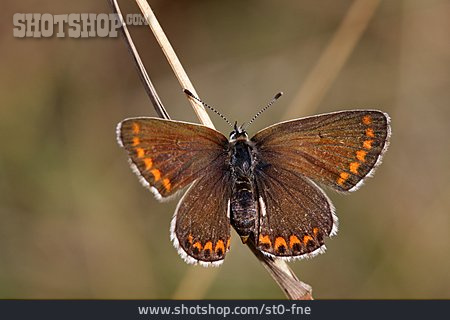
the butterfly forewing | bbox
[117,118,228,199]
[172,161,232,266]
[255,164,336,259]
[251,110,390,192]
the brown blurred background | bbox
[1,0,449,299]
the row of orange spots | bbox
[188,236,230,256]
[150,169,172,192]
[130,126,172,192]
[363,116,375,151]
[135,147,171,191]
[336,115,375,186]
[260,233,319,252]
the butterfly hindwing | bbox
[117,118,228,199]
[171,161,232,266]
[252,110,391,192]
[254,164,336,259]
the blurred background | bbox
[1,0,449,299]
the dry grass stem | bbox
[135,0,215,129]
[109,0,169,119]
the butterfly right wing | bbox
[251,110,390,258]
[117,117,228,199]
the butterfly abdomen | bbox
[230,178,257,243]
[229,140,258,243]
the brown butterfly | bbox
[117,93,391,266]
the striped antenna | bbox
[243,92,283,130]
[184,89,233,128]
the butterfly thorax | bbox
[228,135,258,244]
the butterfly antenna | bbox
[243,92,283,130]
[184,89,233,127]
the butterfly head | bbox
[229,122,248,142]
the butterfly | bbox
[116,92,391,266]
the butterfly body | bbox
[117,110,391,266]
[228,131,258,243]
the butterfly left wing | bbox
[117,118,228,199]
[254,164,336,259]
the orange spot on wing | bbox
[341,172,350,180]
[356,150,367,162]
[289,235,301,249]
[151,169,161,181]
[144,158,153,170]
[313,227,319,236]
[193,242,202,251]
[274,237,287,251]
[187,234,193,244]
[226,239,231,250]
[362,115,372,125]
[204,241,213,252]
[363,140,373,150]
[366,128,375,138]
[135,147,145,158]
[349,162,360,174]
[132,122,140,134]
[303,235,314,244]
[215,240,225,254]
[337,172,350,186]
[132,137,140,146]
[162,178,171,191]
[259,234,272,246]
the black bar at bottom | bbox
[0,300,448,320]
